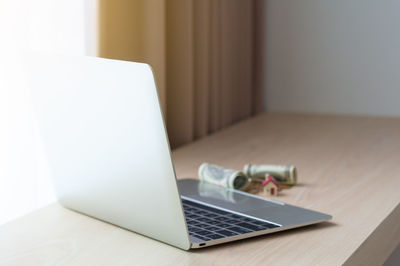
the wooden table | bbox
[1,113,399,265]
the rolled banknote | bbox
[198,163,249,190]
[243,164,297,185]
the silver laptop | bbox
[26,53,332,250]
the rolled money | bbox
[244,164,297,185]
[198,163,249,190]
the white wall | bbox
[264,0,400,117]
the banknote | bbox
[198,163,249,190]
[243,164,297,185]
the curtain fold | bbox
[99,0,264,148]
[98,0,166,111]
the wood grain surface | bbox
[1,113,399,265]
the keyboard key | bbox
[186,214,201,219]
[208,221,223,227]
[206,220,222,225]
[195,210,210,216]
[204,226,219,231]
[218,223,232,228]
[204,233,225,240]
[226,226,252,234]
[192,234,211,241]
[215,230,239,237]
[189,226,204,233]
[209,222,231,228]
[195,230,212,236]
[205,213,219,218]
[194,223,210,229]
[214,216,231,222]
[236,222,265,231]
[225,219,241,224]
[197,217,214,223]
[187,220,200,226]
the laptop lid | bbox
[25,53,191,250]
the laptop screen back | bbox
[26,54,190,250]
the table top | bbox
[1,113,399,265]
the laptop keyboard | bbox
[182,199,280,242]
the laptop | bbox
[26,53,332,250]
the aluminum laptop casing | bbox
[27,54,191,250]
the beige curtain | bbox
[99,0,264,148]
